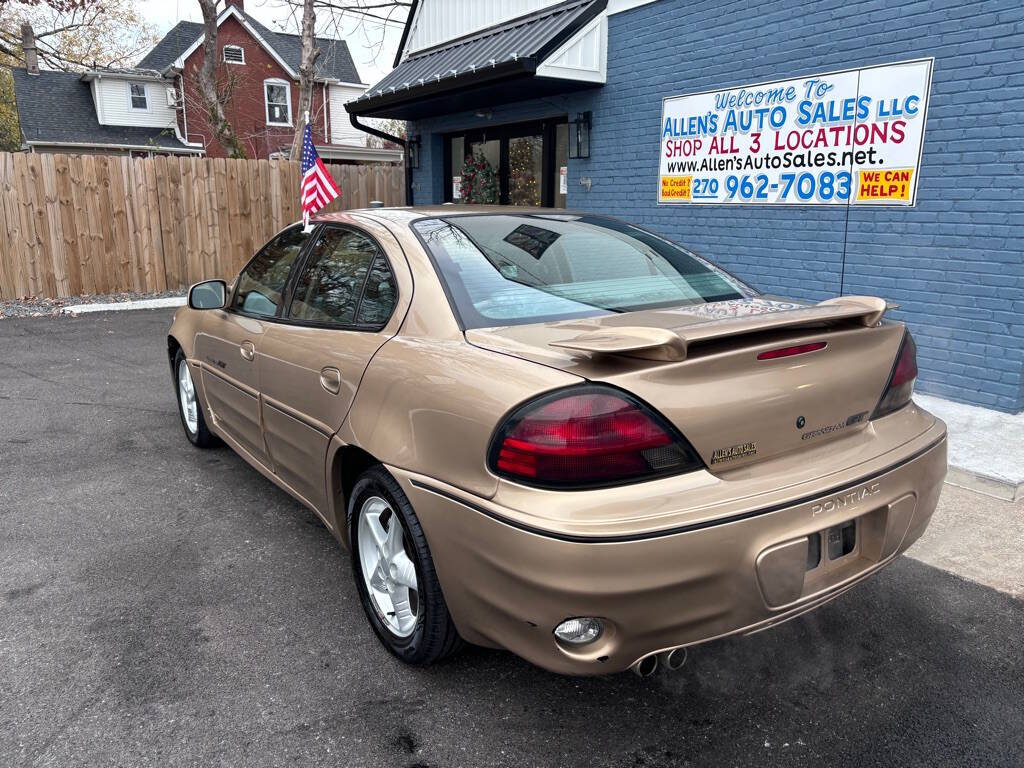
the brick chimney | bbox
[21,23,39,75]
[225,0,244,10]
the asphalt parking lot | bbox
[2,309,1022,768]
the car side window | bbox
[287,227,394,327]
[231,226,310,317]
[356,256,398,326]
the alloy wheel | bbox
[357,496,420,637]
[177,359,199,435]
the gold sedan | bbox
[168,208,946,676]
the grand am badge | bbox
[800,412,869,441]
[710,441,757,464]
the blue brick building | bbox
[349,0,1024,413]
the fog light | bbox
[554,617,603,645]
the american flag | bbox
[300,123,340,226]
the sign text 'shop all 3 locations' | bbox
[659,59,933,206]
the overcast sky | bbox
[136,0,406,86]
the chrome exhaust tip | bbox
[632,654,659,678]
[658,646,688,672]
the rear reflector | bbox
[489,386,703,489]
[757,341,827,360]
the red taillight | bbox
[757,341,827,360]
[489,387,703,488]
[872,331,918,419]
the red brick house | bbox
[11,0,401,162]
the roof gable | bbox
[137,20,204,71]
[137,7,362,84]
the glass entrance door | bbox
[508,134,543,206]
[465,138,501,204]
[446,118,567,207]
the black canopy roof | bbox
[348,0,605,120]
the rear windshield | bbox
[412,214,756,329]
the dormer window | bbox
[223,45,245,64]
[128,83,148,110]
[264,79,291,125]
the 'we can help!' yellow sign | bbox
[857,168,913,201]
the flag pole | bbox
[299,106,341,232]
[302,110,311,230]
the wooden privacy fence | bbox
[0,152,405,300]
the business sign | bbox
[658,59,933,206]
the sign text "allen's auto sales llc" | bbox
[658,59,933,206]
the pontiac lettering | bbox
[811,482,881,516]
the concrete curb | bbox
[62,296,186,314]
[914,393,1024,503]
[945,467,1024,504]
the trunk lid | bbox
[466,297,904,471]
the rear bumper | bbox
[392,419,947,676]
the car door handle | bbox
[320,367,342,395]
[239,341,255,361]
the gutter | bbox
[348,112,413,205]
[317,144,403,162]
[24,139,203,155]
[171,122,207,152]
[79,69,166,83]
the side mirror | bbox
[188,279,227,310]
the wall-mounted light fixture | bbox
[407,135,421,169]
[569,111,591,159]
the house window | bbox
[264,80,291,125]
[223,45,245,64]
[129,83,148,111]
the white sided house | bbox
[11,2,401,162]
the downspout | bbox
[179,75,189,143]
[166,69,204,152]
[323,82,329,141]
[349,112,412,206]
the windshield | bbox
[412,214,757,329]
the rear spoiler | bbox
[549,296,891,362]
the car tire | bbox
[173,348,216,448]
[348,465,463,666]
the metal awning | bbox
[348,0,606,120]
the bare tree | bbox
[0,0,158,71]
[366,117,404,149]
[288,0,320,161]
[281,0,409,154]
[281,0,410,76]
[196,0,246,158]
[0,1,160,151]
